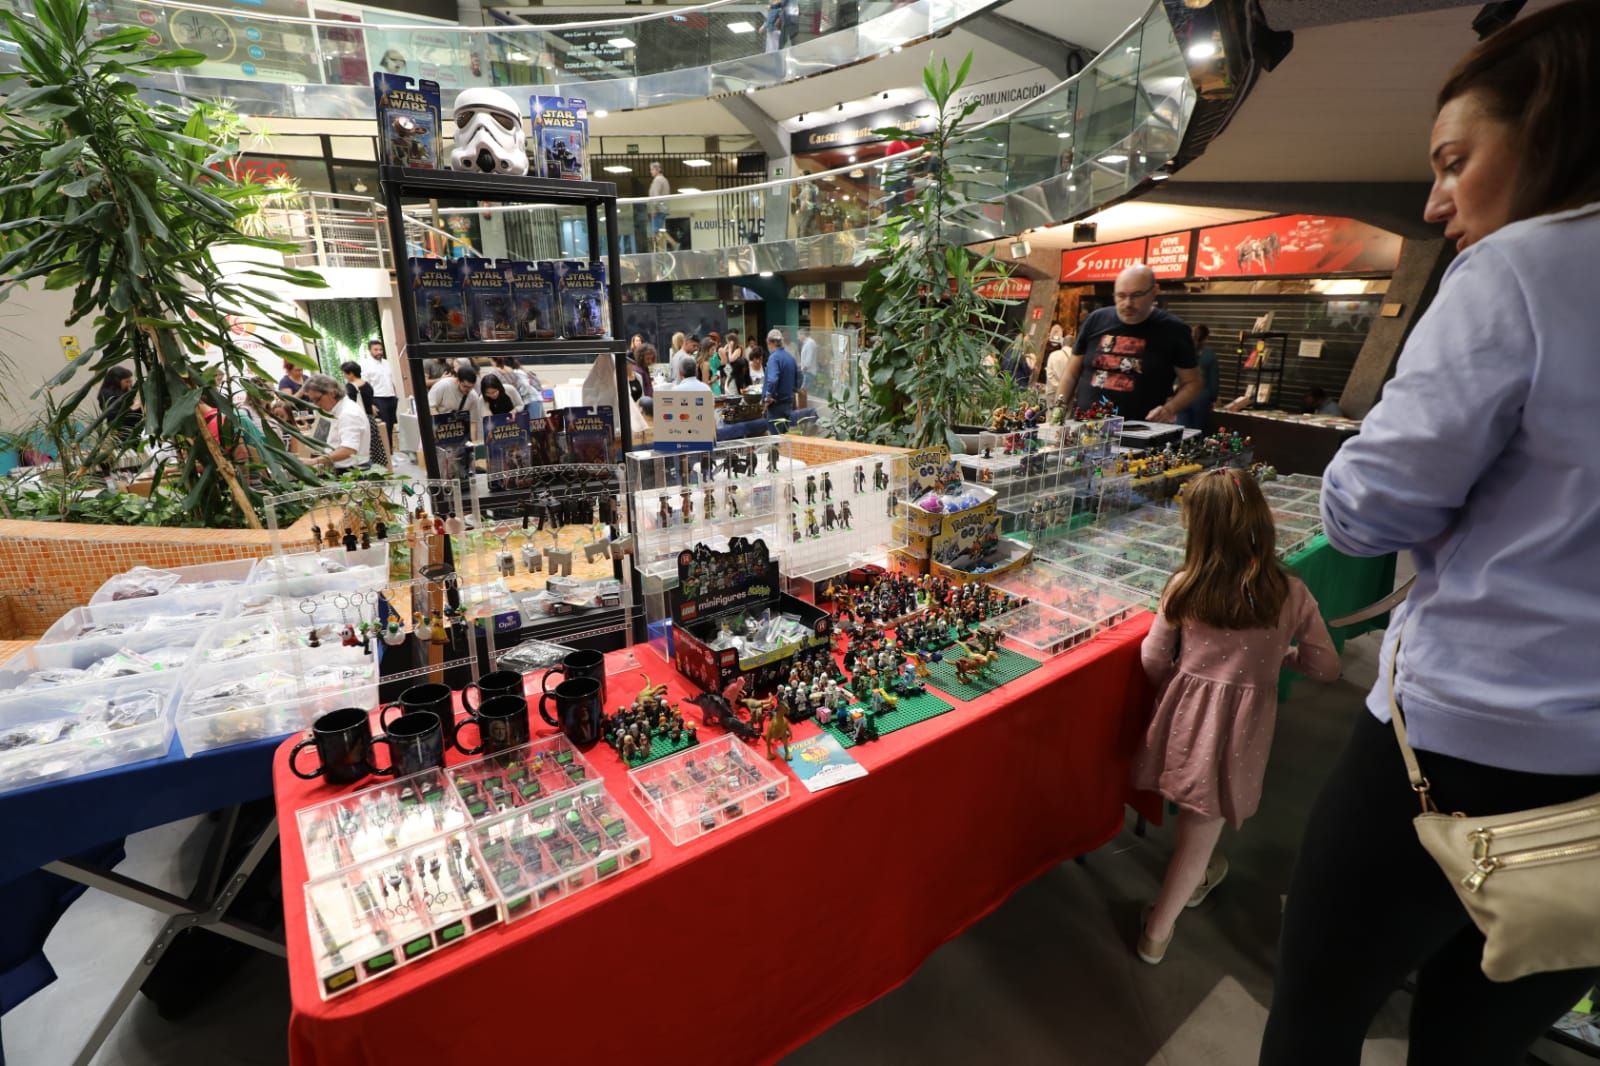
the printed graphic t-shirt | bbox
[1072,306,1197,419]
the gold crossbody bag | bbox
[1389,634,1600,982]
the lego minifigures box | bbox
[374,73,441,169]
[668,538,831,694]
[409,256,467,342]
[530,95,588,181]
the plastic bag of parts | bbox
[98,567,182,602]
[0,687,166,752]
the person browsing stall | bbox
[302,373,371,470]
[762,328,799,426]
[1061,265,1201,422]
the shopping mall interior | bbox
[1,0,1597,1062]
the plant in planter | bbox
[824,54,1011,449]
[0,0,328,529]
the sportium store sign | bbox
[1059,216,1401,282]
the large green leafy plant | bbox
[0,0,326,528]
[825,54,1010,448]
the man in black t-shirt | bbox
[1062,265,1202,422]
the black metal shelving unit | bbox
[378,164,632,480]
[1239,330,1288,409]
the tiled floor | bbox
[4,630,1588,1066]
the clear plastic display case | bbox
[468,780,650,922]
[0,627,205,694]
[88,558,255,605]
[304,826,499,1000]
[175,653,377,756]
[296,769,474,881]
[627,736,788,845]
[446,735,597,820]
[0,672,178,793]
[987,562,1138,655]
[38,586,238,645]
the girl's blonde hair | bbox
[670,331,686,354]
[1163,468,1289,630]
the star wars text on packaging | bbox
[556,260,609,339]
[409,256,467,342]
[505,260,558,340]
[452,257,516,342]
[374,73,441,169]
[530,96,588,181]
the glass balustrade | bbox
[390,0,1195,283]
[0,0,1004,116]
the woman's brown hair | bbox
[1438,0,1600,219]
[1163,468,1290,631]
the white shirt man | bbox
[798,332,818,389]
[363,344,395,400]
[303,373,371,469]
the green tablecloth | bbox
[1280,533,1397,701]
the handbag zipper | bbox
[1461,836,1600,892]
[1468,805,1600,860]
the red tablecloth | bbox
[276,615,1155,1066]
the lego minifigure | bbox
[768,443,780,473]
[704,487,716,521]
[853,464,866,494]
[839,500,852,529]
[821,472,833,501]
[805,507,820,538]
[805,474,816,505]
[726,483,740,517]
[823,502,837,531]
[680,489,693,524]
[873,461,888,491]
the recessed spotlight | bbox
[603,165,633,174]
[847,154,856,162]
[891,44,903,53]
[1150,172,1171,181]
[593,109,609,118]
[727,20,754,33]
[1068,183,1077,191]
[508,51,530,62]
[744,86,756,94]
[679,187,703,194]
[759,270,774,277]
[1187,40,1217,60]
[1101,153,1128,164]
[683,158,711,167]
[849,169,864,178]
[1057,131,1071,139]
[608,36,635,49]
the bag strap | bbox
[1387,629,1438,814]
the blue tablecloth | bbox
[0,733,281,1011]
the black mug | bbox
[538,677,604,749]
[539,649,607,707]
[455,694,530,757]
[463,669,525,713]
[370,711,447,778]
[379,682,456,743]
[289,707,375,785]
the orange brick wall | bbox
[784,437,910,465]
[0,514,323,639]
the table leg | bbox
[43,816,284,1066]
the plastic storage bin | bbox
[88,558,256,605]
[628,736,788,845]
[0,672,179,793]
[468,780,650,921]
[296,769,474,881]
[0,626,209,694]
[40,585,239,644]
[304,826,499,1000]
[249,546,390,599]
[446,735,597,820]
[175,651,378,756]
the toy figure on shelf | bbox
[873,461,888,491]
[786,483,798,508]
[657,495,671,530]
[805,474,817,505]
[805,507,820,538]
[821,472,833,501]
[680,489,694,524]
[853,464,866,494]
[949,639,999,685]
[744,445,757,476]
[726,483,740,517]
[886,489,899,518]
[1021,404,1042,429]
[823,502,837,531]
[789,513,800,542]
[768,443,781,473]
[763,704,792,760]
[839,500,853,529]
[704,487,717,521]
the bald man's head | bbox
[1113,264,1158,325]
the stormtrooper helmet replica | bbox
[450,88,528,175]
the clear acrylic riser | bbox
[0,671,179,795]
[305,826,499,1000]
[627,735,788,846]
[780,454,902,580]
[297,768,475,882]
[624,437,786,496]
[447,735,599,821]
[634,480,785,569]
[468,779,651,923]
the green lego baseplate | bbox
[613,731,699,770]
[922,646,1040,701]
[823,690,954,749]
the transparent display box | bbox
[247,545,391,600]
[0,626,207,694]
[304,826,499,1000]
[88,558,255,605]
[176,654,378,756]
[39,586,238,644]
[1060,551,1144,584]
[1274,496,1322,519]
[1260,483,1315,507]
[468,780,650,922]
[446,735,598,821]
[627,735,788,846]
[1114,566,1170,606]
[990,602,1098,655]
[297,769,474,881]
[1277,473,1324,491]
[1271,510,1323,535]
[0,672,178,794]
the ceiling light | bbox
[608,37,635,49]
[679,187,703,194]
[1187,40,1217,60]
[727,20,754,33]
[683,158,711,167]
[1101,153,1128,164]
[759,270,773,277]
[744,87,756,94]
[1149,172,1171,181]
[846,154,856,162]
[881,92,889,99]
[1057,131,1071,139]
[593,109,609,118]
[603,165,633,174]
[508,51,530,62]
[1068,183,1077,191]
[892,44,903,53]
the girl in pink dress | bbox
[1133,468,1341,964]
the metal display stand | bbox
[1239,331,1287,409]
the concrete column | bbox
[1340,237,1452,417]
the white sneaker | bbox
[1187,856,1228,908]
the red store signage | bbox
[1145,231,1192,278]
[1191,214,1402,278]
[975,277,1033,301]
[1059,238,1147,282]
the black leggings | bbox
[1262,711,1600,1065]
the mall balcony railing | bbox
[403,0,1201,285]
[0,0,1005,120]
[249,190,478,269]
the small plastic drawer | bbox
[1272,510,1323,535]
[1061,552,1143,583]
[628,736,787,846]
[991,602,1097,655]
[89,559,255,605]
[1114,566,1170,605]
[469,781,650,921]
[447,735,597,821]
[0,673,177,794]
[296,769,474,881]
[304,826,499,1000]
